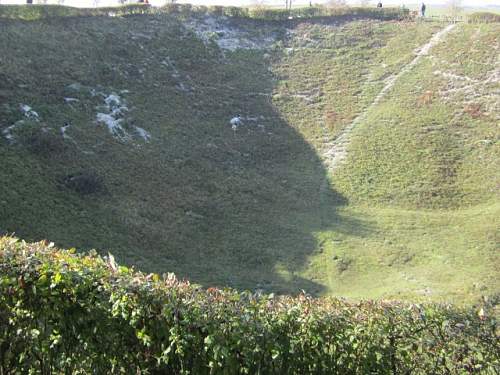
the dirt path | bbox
[322,24,457,172]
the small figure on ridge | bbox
[421,2,426,17]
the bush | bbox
[207,5,224,17]
[222,6,249,18]
[177,3,193,17]
[25,130,67,155]
[0,237,498,374]
[19,127,67,156]
[0,4,408,22]
[0,4,151,20]
[468,12,500,24]
[7,121,66,155]
[61,171,104,195]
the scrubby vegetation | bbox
[1,237,498,374]
[0,3,408,22]
[468,12,500,24]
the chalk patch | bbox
[135,126,151,142]
[60,124,73,140]
[95,92,152,143]
[2,105,41,143]
[2,123,20,142]
[434,70,477,83]
[68,83,83,91]
[96,112,129,141]
[96,93,130,141]
[187,15,276,51]
[104,94,122,107]
[230,115,242,126]
[20,104,39,120]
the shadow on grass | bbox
[0,14,374,296]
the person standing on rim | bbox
[377,1,383,8]
[421,2,426,17]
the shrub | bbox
[207,5,224,17]
[22,129,67,156]
[248,6,286,21]
[0,237,498,374]
[160,3,180,15]
[0,4,151,20]
[223,6,249,18]
[61,171,104,195]
[26,131,67,155]
[7,121,66,155]
[177,3,193,17]
[0,4,408,22]
[467,12,500,24]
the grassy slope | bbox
[0,12,498,303]
[333,23,499,208]
[313,23,499,303]
[0,13,361,295]
[272,20,442,147]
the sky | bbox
[1,0,498,9]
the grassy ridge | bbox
[1,237,497,374]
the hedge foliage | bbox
[467,12,500,24]
[0,4,408,22]
[0,237,498,374]
[0,4,150,20]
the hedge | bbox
[0,237,498,374]
[0,4,408,22]
[467,12,500,24]
[0,4,151,20]
[245,6,408,21]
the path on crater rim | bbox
[322,24,457,171]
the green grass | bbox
[0,10,498,305]
[333,23,499,208]
[0,13,330,295]
[305,202,499,304]
[272,20,442,148]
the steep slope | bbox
[0,11,498,303]
[323,24,457,170]
[0,13,326,294]
[307,22,499,302]
[333,23,499,208]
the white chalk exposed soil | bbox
[186,15,276,51]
